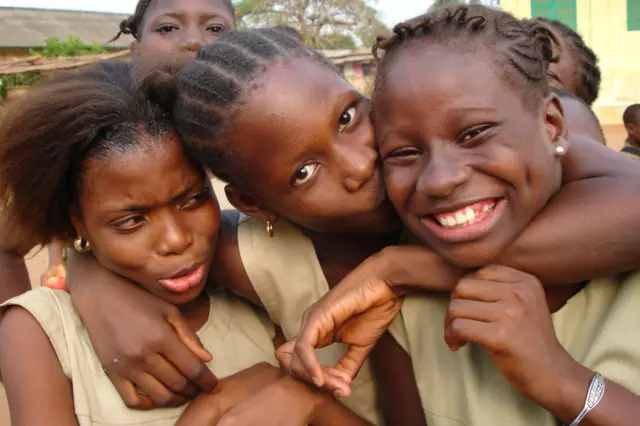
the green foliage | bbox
[324,34,358,50]
[1,34,107,100]
[30,34,107,58]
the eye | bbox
[338,105,357,133]
[384,147,421,161]
[291,163,319,187]
[157,24,179,33]
[181,191,209,210]
[207,24,227,34]
[459,124,493,145]
[111,215,145,231]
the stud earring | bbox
[555,146,566,155]
[73,236,91,252]
[266,220,274,238]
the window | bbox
[629,0,640,31]
[531,0,577,30]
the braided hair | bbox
[535,18,600,106]
[144,28,336,184]
[111,0,236,42]
[372,5,557,111]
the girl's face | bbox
[225,58,399,234]
[374,43,567,268]
[73,135,220,306]
[133,0,235,60]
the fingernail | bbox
[335,390,345,398]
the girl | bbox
[280,6,640,426]
[65,26,640,415]
[38,0,238,293]
[0,61,365,426]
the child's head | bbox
[372,5,568,268]
[623,104,640,145]
[552,87,606,144]
[272,26,303,41]
[0,61,219,306]
[112,0,236,61]
[148,28,399,234]
[533,18,600,106]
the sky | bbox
[0,0,435,27]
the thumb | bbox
[275,340,295,370]
[166,310,212,363]
[335,345,372,380]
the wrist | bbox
[372,246,408,297]
[529,354,594,423]
[279,376,328,422]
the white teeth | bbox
[434,201,497,229]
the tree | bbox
[235,0,388,50]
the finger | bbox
[275,340,295,370]
[321,367,352,398]
[446,298,500,327]
[109,377,154,410]
[473,265,526,282]
[167,310,212,362]
[453,278,511,302]
[335,345,373,380]
[145,354,199,398]
[293,329,325,387]
[161,316,218,393]
[129,371,187,408]
[445,318,496,351]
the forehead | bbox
[144,0,232,21]
[377,43,515,118]
[81,136,199,208]
[231,58,354,162]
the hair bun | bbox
[136,55,189,113]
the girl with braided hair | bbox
[60,18,640,424]
[37,0,236,292]
[276,5,640,425]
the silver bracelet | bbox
[568,372,606,426]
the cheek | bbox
[383,164,416,213]
[89,230,154,273]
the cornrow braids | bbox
[150,28,336,184]
[372,5,557,111]
[535,18,601,106]
[110,0,236,42]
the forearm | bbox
[535,359,640,426]
[499,177,640,285]
[0,252,30,303]
[48,240,66,266]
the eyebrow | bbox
[99,182,201,214]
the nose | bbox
[337,144,378,193]
[179,29,207,53]
[417,147,471,199]
[157,214,193,256]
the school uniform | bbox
[0,288,278,426]
[389,272,640,426]
[237,215,385,425]
[620,145,640,160]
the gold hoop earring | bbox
[73,236,91,252]
[266,220,274,238]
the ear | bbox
[543,93,569,157]
[225,184,277,225]
[130,40,140,60]
[70,208,88,240]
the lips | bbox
[158,264,206,294]
[420,198,507,244]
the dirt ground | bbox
[0,128,631,424]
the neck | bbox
[177,291,211,332]
[627,138,640,148]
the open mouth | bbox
[421,198,506,244]
[158,264,205,294]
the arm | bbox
[369,333,426,426]
[216,376,373,426]
[0,306,78,426]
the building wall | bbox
[500,0,640,128]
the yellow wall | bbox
[500,0,640,126]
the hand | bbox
[276,252,403,393]
[41,264,66,290]
[68,252,217,409]
[176,363,285,426]
[444,265,575,401]
[216,376,326,426]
